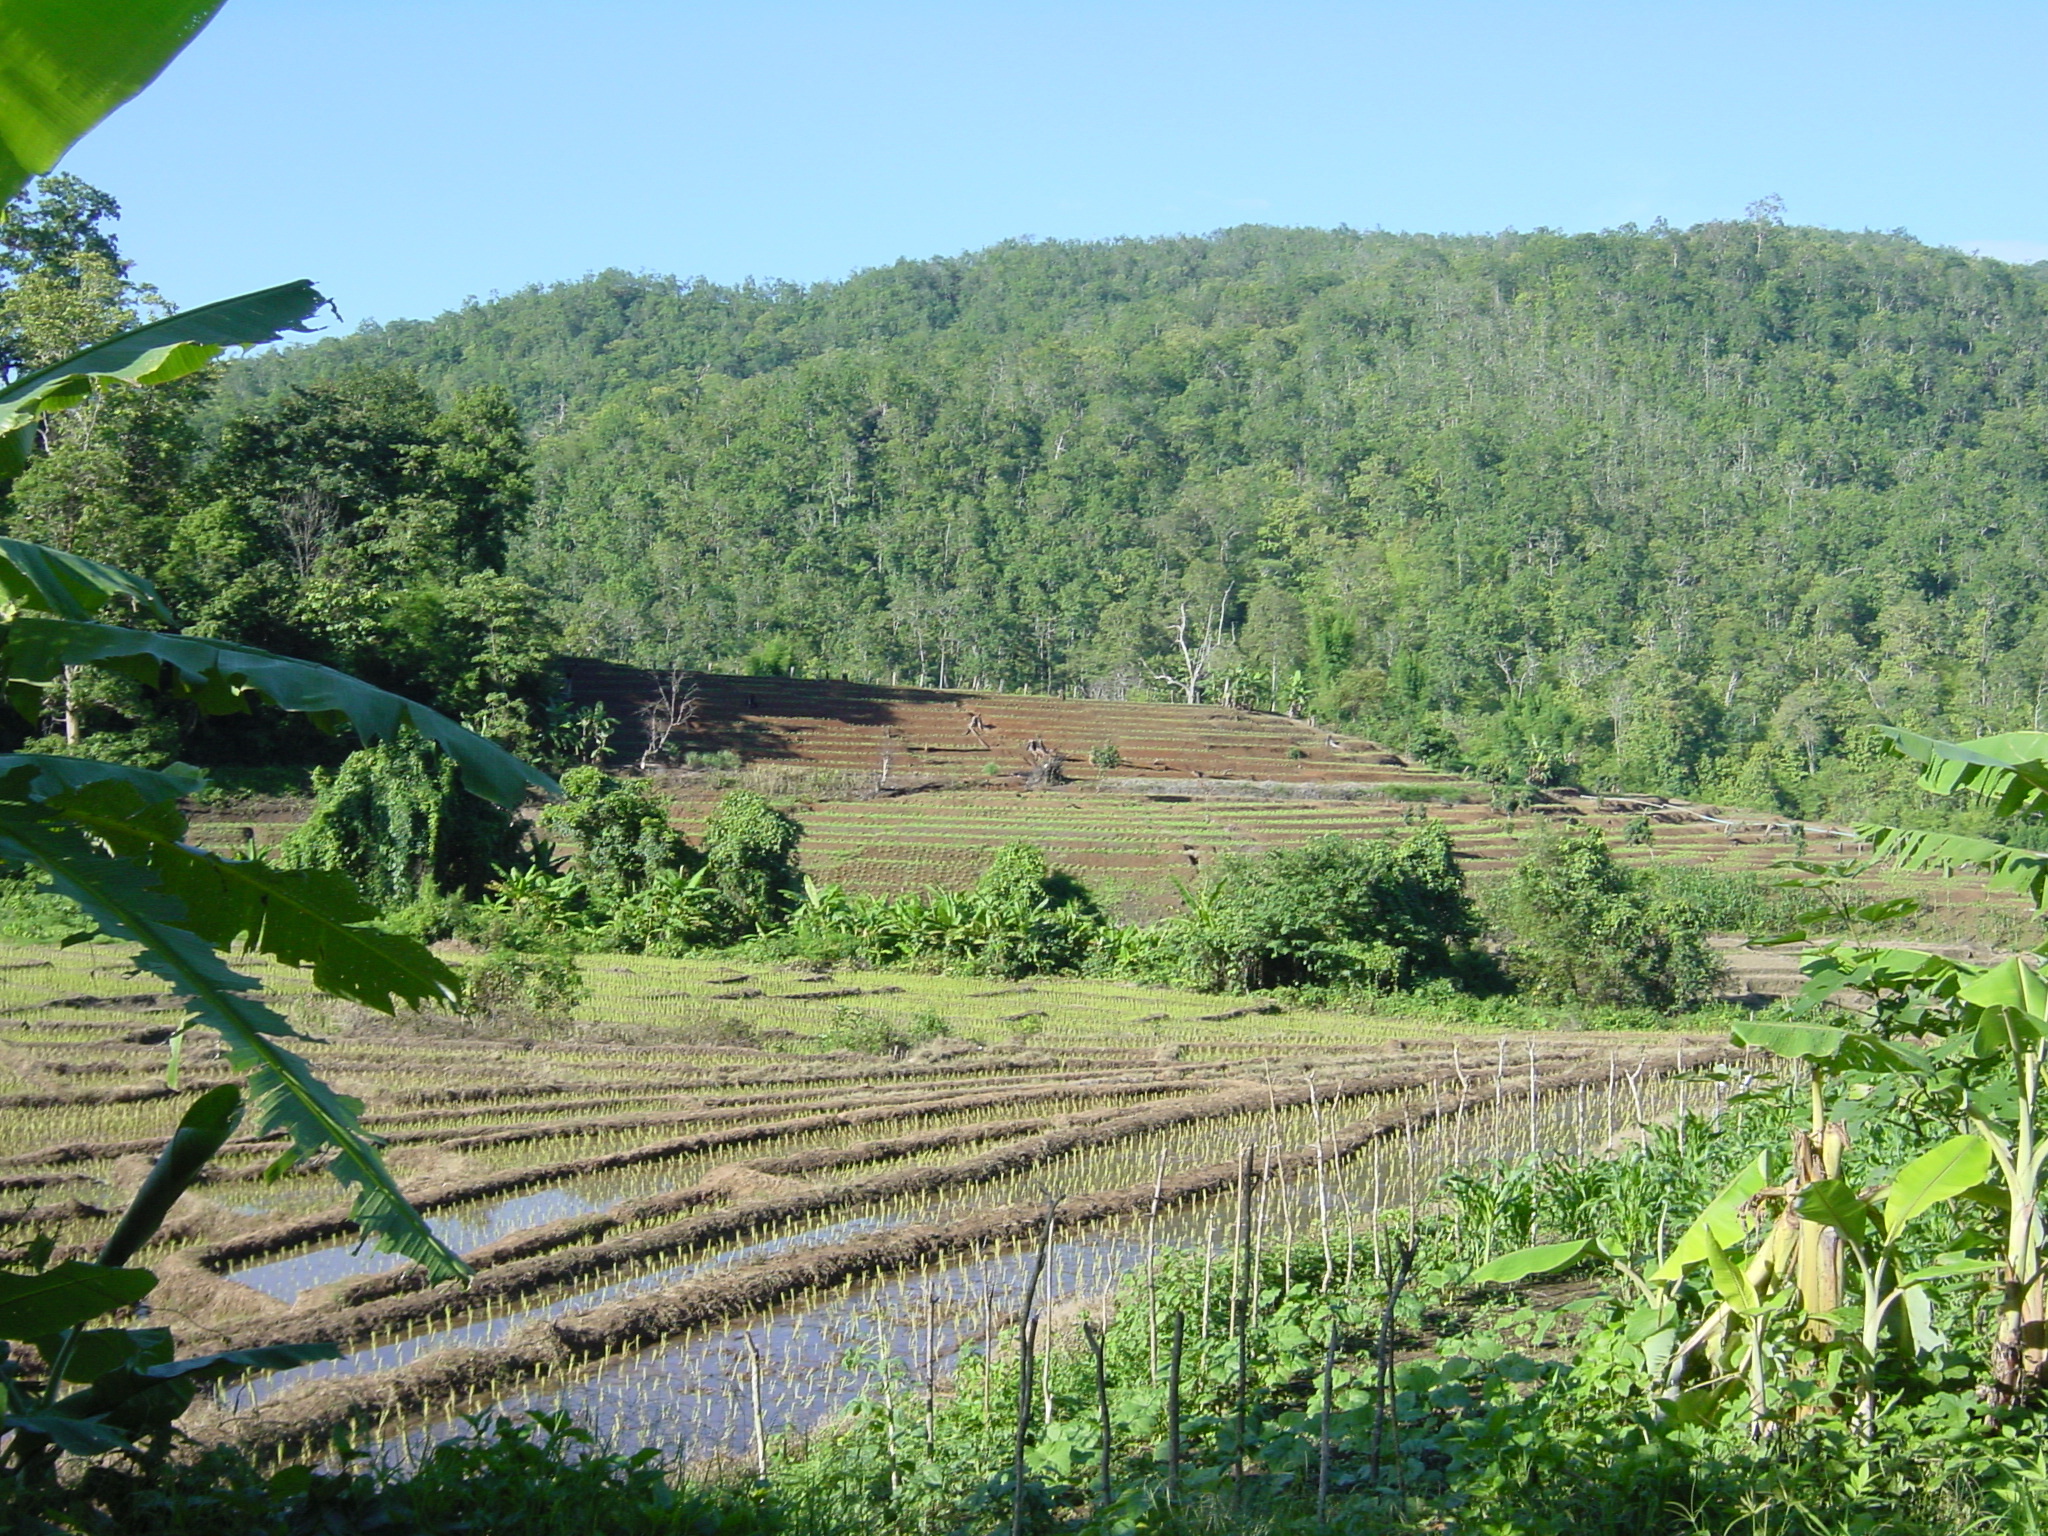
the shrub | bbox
[1089,741,1124,769]
[814,1004,949,1055]
[1162,823,1480,993]
[702,789,803,934]
[281,725,521,904]
[1496,825,1721,1009]
[539,767,694,904]
[461,948,586,1023]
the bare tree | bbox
[1147,590,1233,706]
[638,667,702,770]
[277,488,341,581]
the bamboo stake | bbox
[1167,1310,1184,1509]
[743,1331,769,1478]
[1317,1312,1338,1526]
[1010,1197,1059,1536]
[1083,1317,1112,1515]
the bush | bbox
[461,948,586,1023]
[1496,825,1721,1009]
[1641,862,1809,935]
[1089,741,1123,769]
[815,1004,949,1055]
[1159,823,1480,992]
[702,789,803,934]
[539,767,695,904]
[280,725,521,904]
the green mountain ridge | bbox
[213,220,2048,817]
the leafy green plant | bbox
[702,788,803,934]
[1495,824,1719,1010]
[461,948,587,1024]
[1154,824,1478,993]
[281,725,523,905]
[1089,741,1123,770]
[539,766,694,905]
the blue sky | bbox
[54,1,2048,331]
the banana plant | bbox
[1950,959,2048,1405]
[1,1087,336,1478]
[0,541,555,1281]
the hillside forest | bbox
[10,178,2048,821]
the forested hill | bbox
[218,221,2048,815]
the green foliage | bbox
[1639,861,1811,935]
[1154,823,1480,993]
[813,1003,949,1056]
[1088,740,1123,769]
[0,4,224,207]
[701,788,803,934]
[540,766,694,905]
[211,222,2048,820]
[461,947,586,1024]
[0,1414,789,1535]
[281,726,523,905]
[1496,825,1720,1009]
[784,843,1100,977]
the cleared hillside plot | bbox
[559,664,1443,788]
[0,938,1733,1463]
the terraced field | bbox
[0,939,1728,1463]
[560,663,1446,788]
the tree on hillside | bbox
[1496,824,1720,1010]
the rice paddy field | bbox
[0,935,1735,1467]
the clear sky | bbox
[51,0,2048,331]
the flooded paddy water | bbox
[0,940,1737,1467]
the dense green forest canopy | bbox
[13,181,2048,816]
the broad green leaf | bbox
[0,1410,129,1456]
[1878,727,2048,819]
[1730,1017,1927,1074]
[1795,1179,1872,1245]
[1958,957,2048,1019]
[1468,1239,1602,1285]
[1861,824,2048,911]
[0,800,468,1283]
[3,617,555,806]
[1701,1232,1758,1313]
[0,537,169,623]
[0,282,332,438]
[98,1084,240,1268]
[1653,1154,1769,1283]
[0,1262,153,1341]
[0,0,224,201]
[39,1326,172,1383]
[1900,1256,2002,1287]
[134,1340,338,1382]
[1898,1283,1945,1357]
[24,765,461,1013]
[1884,1134,1994,1234]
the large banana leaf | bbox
[1880,727,2048,820]
[0,0,223,202]
[9,758,463,1013]
[0,537,169,623]
[0,783,467,1283]
[1858,823,2048,912]
[0,281,331,431]
[2,617,557,808]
